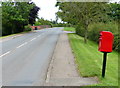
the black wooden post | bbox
[102,52,107,78]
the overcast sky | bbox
[32,0,58,21]
[32,0,120,21]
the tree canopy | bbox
[56,2,119,43]
[2,1,40,36]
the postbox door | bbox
[98,31,114,53]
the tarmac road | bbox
[1,27,63,86]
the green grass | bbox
[64,27,75,32]
[68,33,118,86]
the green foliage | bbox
[34,18,71,27]
[37,18,52,26]
[2,2,36,36]
[88,22,119,51]
[57,2,119,51]
[56,2,120,46]
[113,34,120,52]
[68,33,118,86]
[108,3,120,21]
[56,2,109,43]
[34,21,41,26]
[24,24,32,32]
[75,23,85,37]
[64,27,75,32]
[53,23,71,27]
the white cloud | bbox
[110,0,120,3]
[32,0,59,21]
[32,0,120,22]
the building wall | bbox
[31,25,51,30]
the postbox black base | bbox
[102,52,107,78]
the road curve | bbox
[2,27,63,86]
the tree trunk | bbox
[84,21,88,43]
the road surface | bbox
[1,27,63,86]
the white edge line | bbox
[0,51,11,58]
[37,35,41,37]
[30,38,36,41]
[16,42,27,48]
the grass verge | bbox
[64,27,75,32]
[66,28,118,86]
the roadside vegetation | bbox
[59,2,119,85]
[64,27,75,32]
[76,21,119,52]
[65,27,118,86]
[56,2,120,52]
[34,17,71,27]
[2,2,40,36]
[60,3,119,84]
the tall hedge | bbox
[76,22,119,52]
[2,2,39,36]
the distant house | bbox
[31,25,51,30]
[31,26,41,30]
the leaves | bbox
[2,2,39,36]
[56,2,116,43]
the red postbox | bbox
[98,31,114,53]
[98,31,114,78]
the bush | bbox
[88,29,100,43]
[75,24,85,37]
[24,24,32,31]
[88,23,104,43]
[88,22,119,51]
[113,34,120,52]
[53,23,71,27]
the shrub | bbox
[24,24,32,31]
[88,23,104,43]
[113,34,120,52]
[88,29,100,43]
[75,24,85,37]
[88,22,119,51]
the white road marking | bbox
[0,32,47,58]
[0,51,11,58]
[16,42,28,48]
[30,38,36,41]
[1,32,48,58]
[37,35,41,37]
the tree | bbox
[35,18,53,26]
[29,5,40,25]
[56,2,109,43]
[107,3,120,21]
[2,1,39,36]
